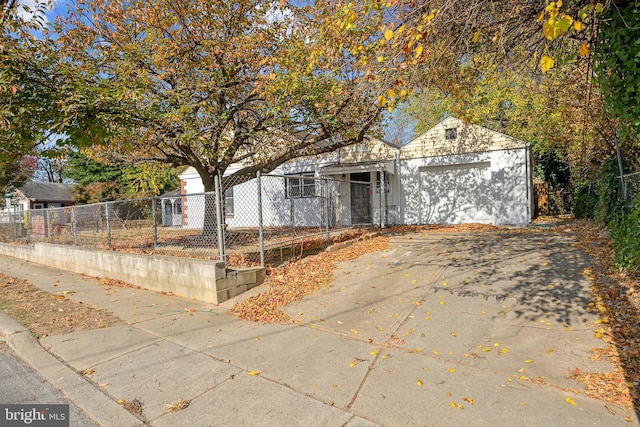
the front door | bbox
[350,172,371,224]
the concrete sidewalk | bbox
[0,229,638,426]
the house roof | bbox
[401,116,528,160]
[17,182,74,203]
[159,188,181,198]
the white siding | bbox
[400,148,530,226]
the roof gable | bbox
[338,136,398,164]
[17,182,74,203]
[401,116,527,159]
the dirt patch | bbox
[0,273,123,339]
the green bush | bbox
[611,193,640,272]
[596,158,626,226]
[572,182,597,219]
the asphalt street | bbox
[0,341,97,427]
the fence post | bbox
[380,169,386,228]
[257,171,265,267]
[9,210,16,241]
[214,174,225,262]
[26,210,31,242]
[152,197,158,249]
[290,180,295,230]
[72,207,78,246]
[105,203,112,247]
[324,178,330,239]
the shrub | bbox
[596,158,626,226]
[572,182,598,219]
[611,193,640,272]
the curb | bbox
[0,312,144,427]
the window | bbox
[286,172,316,198]
[225,187,234,216]
[445,127,457,140]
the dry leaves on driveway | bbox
[230,235,390,323]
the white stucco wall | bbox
[400,148,530,226]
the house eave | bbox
[318,160,395,176]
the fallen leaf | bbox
[565,397,577,406]
[416,380,423,386]
[248,371,260,376]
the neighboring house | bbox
[174,117,533,228]
[6,182,75,214]
[1,182,75,236]
[159,188,183,227]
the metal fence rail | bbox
[2,173,374,267]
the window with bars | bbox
[286,172,316,198]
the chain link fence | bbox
[3,173,374,267]
[621,171,640,208]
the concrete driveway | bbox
[1,228,637,426]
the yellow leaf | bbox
[387,88,396,98]
[525,359,534,363]
[415,45,423,58]
[400,89,408,97]
[595,3,603,13]
[377,95,387,108]
[579,42,589,57]
[451,331,456,337]
[536,10,545,22]
[377,56,384,63]
[416,380,423,386]
[384,28,393,41]
[540,55,555,72]
[351,329,359,334]
[574,21,584,31]
[500,348,509,354]
[463,397,474,405]
[248,371,260,376]
[117,399,125,404]
[482,347,492,352]
[543,20,561,40]
[439,301,445,305]
[557,0,563,7]
[565,397,577,406]
[371,350,378,355]
[472,30,481,43]
[449,401,457,408]
[446,368,455,373]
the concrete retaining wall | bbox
[0,243,264,305]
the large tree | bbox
[51,0,391,193]
[0,0,57,188]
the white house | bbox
[174,117,533,229]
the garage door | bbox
[419,162,493,224]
